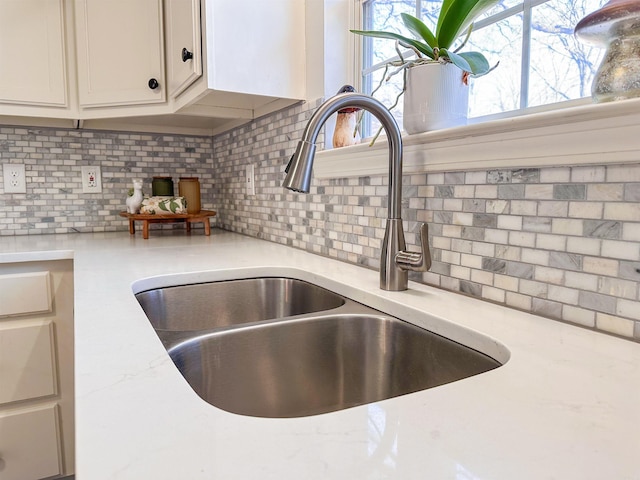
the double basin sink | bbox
[136,277,501,418]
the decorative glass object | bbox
[575,0,640,102]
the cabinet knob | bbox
[182,47,193,62]
[148,78,159,90]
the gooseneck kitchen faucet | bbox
[283,92,431,291]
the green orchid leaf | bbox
[350,29,434,59]
[441,48,472,72]
[438,0,500,49]
[401,13,437,49]
[458,51,490,75]
[437,0,456,36]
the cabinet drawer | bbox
[0,321,57,405]
[0,271,51,317]
[0,404,62,480]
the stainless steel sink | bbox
[136,277,345,331]
[167,313,500,418]
[136,276,502,417]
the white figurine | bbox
[126,179,144,214]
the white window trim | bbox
[313,96,640,178]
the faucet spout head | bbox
[284,140,317,193]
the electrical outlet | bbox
[3,164,26,193]
[81,166,102,193]
[246,164,255,196]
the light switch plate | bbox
[245,164,255,196]
[3,164,26,193]
[81,166,102,193]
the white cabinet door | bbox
[0,405,62,480]
[75,0,166,107]
[165,0,202,98]
[0,321,57,405]
[0,0,68,107]
[206,0,306,100]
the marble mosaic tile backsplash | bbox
[213,101,640,342]
[0,126,213,234]
[1,98,639,342]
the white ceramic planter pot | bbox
[403,63,469,134]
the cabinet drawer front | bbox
[0,321,57,405]
[0,271,51,317]
[0,404,62,480]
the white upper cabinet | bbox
[165,0,203,98]
[204,0,306,101]
[0,0,309,134]
[74,0,166,108]
[0,0,68,108]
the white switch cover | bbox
[81,166,102,193]
[3,164,26,193]
[246,164,255,196]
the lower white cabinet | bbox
[0,259,74,479]
[0,405,62,480]
[0,321,57,405]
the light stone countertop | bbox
[1,230,638,480]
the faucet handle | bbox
[395,223,432,272]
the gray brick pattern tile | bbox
[1,98,639,342]
[0,126,213,235]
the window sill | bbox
[314,97,640,179]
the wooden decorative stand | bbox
[119,210,217,239]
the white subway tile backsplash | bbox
[563,305,596,327]
[623,223,640,241]
[471,270,494,285]
[604,203,640,221]
[596,312,635,337]
[536,233,567,251]
[568,201,603,219]
[571,166,606,183]
[601,240,640,261]
[565,271,599,291]
[548,285,580,305]
[506,291,533,310]
[607,164,640,182]
[587,183,624,201]
[616,299,640,320]
[535,266,565,285]
[508,231,536,247]
[598,277,638,300]
[497,215,523,230]
[551,218,584,235]
[566,237,601,256]
[540,167,571,183]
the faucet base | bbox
[380,219,408,291]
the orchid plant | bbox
[349,0,499,143]
[351,0,500,76]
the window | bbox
[359,0,607,135]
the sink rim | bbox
[131,267,512,365]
